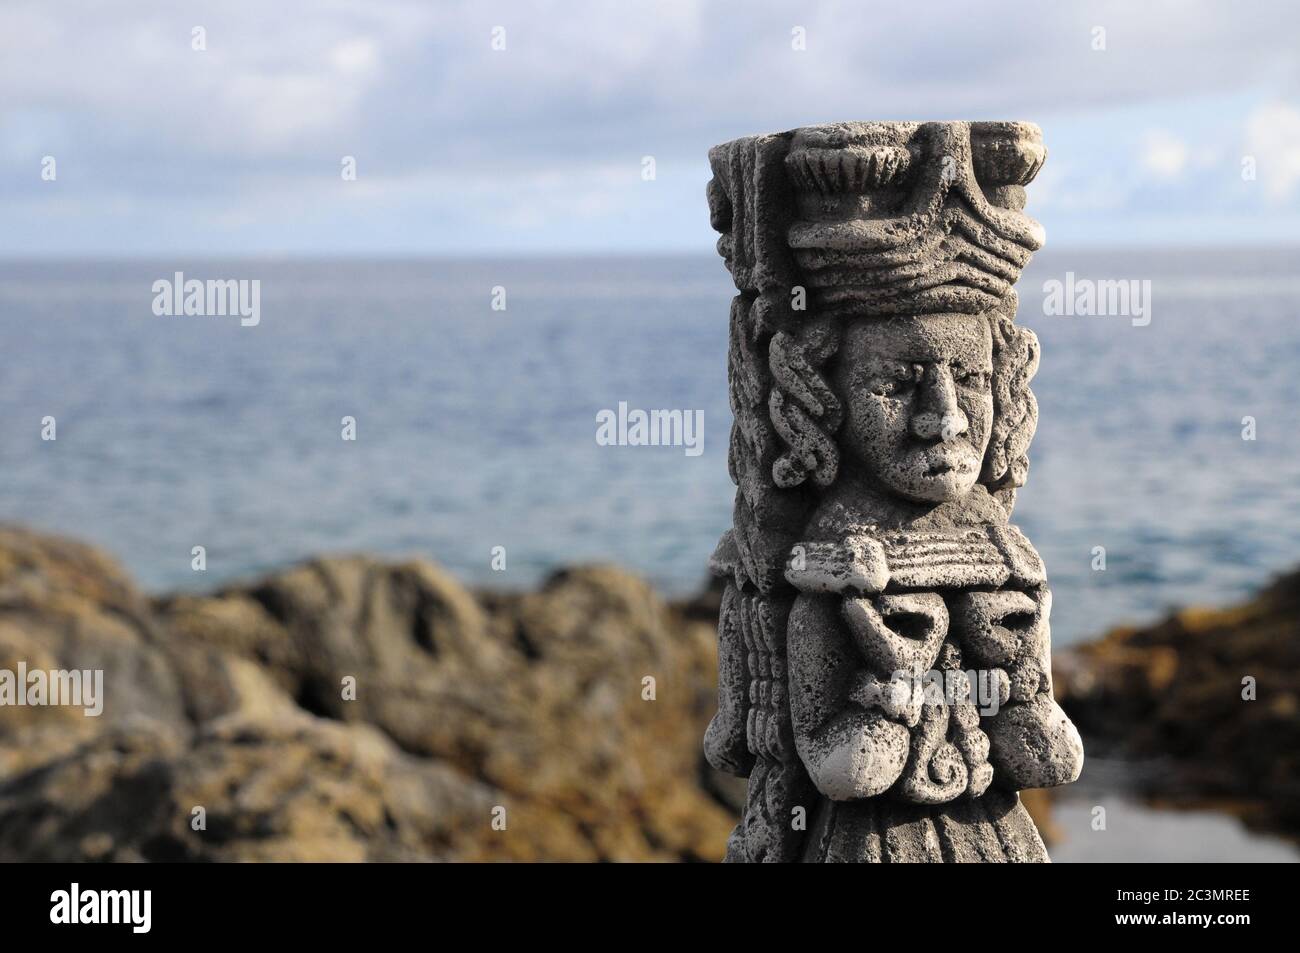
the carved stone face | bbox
[835,314,993,503]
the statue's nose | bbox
[910,365,968,442]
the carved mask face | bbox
[835,314,993,503]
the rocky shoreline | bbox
[0,526,733,861]
[1,524,1295,861]
[1053,569,1300,841]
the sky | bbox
[2,0,1298,256]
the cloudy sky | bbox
[2,0,1298,255]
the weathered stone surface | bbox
[0,526,734,862]
[705,121,1081,862]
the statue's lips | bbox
[908,448,980,479]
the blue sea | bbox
[3,249,1299,645]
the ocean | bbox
[3,248,1299,646]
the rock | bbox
[0,526,734,861]
[1016,787,1061,845]
[1057,567,1300,837]
[0,526,188,776]
[0,709,498,863]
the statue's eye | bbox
[953,368,991,389]
[867,363,919,396]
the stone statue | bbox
[704,121,1083,862]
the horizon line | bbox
[1,241,1299,264]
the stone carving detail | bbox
[704,121,1082,863]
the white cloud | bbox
[330,37,378,75]
[3,0,1300,252]
[1245,101,1300,200]
[1141,130,1189,179]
